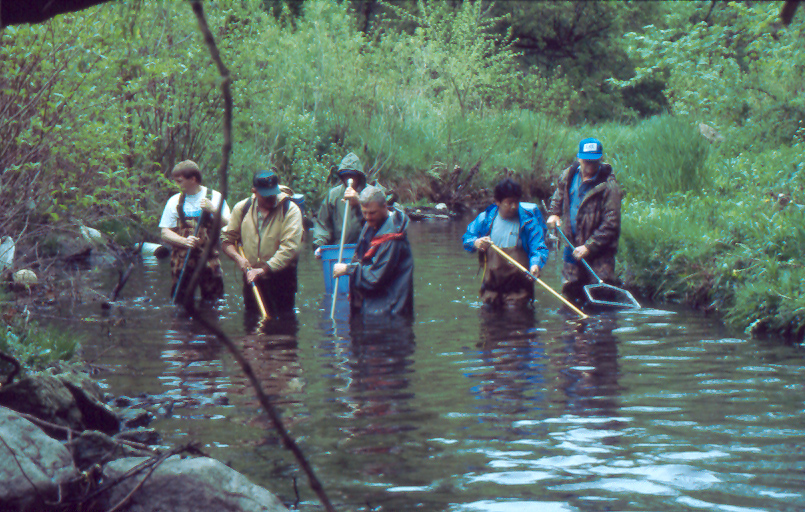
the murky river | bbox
[47,221,804,511]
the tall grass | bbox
[609,115,710,200]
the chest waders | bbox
[480,244,534,308]
[170,189,225,301]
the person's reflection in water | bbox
[237,315,304,428]
[340,315,416,477]
[475,307,548,425]
[553,314,622,421]
[161,308,226,415]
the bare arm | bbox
[161,227,199,249]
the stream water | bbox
[44,220,804,511]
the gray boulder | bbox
[100,455,288,512]
[0,370,119,436]
[0,406,79,511]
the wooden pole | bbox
[489,243,588,319]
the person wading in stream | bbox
[159,160,230,301]
[462,178,549,308]
[546,137,622,303]
[332,185,414,316]
[311,152,387,258]
[221,169,304,317]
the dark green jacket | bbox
[311,183,364,249]
[548,162,621,283]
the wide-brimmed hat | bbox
[253,170,281,196]
[577,138,603,160]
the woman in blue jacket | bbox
[462,179,548,308]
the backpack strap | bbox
[177,187,214,228]
[177,193,188,228]
[242,197,253,220]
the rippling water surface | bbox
[58,221,804,511]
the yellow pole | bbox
[489,243,588,319]
[238,244,270,319]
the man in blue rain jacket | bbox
[463,178,548,308]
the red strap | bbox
[362,232,405,261]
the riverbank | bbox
[616,141,805,343]
[0,363,289,511]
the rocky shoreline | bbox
[0,363,288,512]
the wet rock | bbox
[66,430,152,471]
[0,406,79,510]
[156,399,175,418]
[114,395,134,408]
[212,392,229,406]
[119,408,153,429]
[53,368,120,434]
[99,455,289,512]
[115,428,160,446]
[0,370,120,436]
[0,373,84,435]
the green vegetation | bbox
[0,1,803,342]
[0,298,82,372]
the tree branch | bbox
[184,4,336,511]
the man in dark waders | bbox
[159,160,230,301]
[462,179,548,308]
[546,137,622,303]
[220,169,304,318]
[332,186,414,317]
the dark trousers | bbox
[242,265,297,315]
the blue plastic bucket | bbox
[320,243,356,295]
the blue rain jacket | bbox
[462,202,549,270]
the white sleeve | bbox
[158,194,180,229]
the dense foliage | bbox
[0,0,803,342]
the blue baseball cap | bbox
[253,170,280,196]
[577,138,603,160]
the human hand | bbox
[343,186,359,207]
[530,265,540,278]
[185,235,201,249]
[546,215,561,229]
[573,245,590,261]
[199,198,214,213]
[238,257,251,273]
[333,263,349,278]
[473,236,492,252]
[245,267,264,283]
[314,247,322,259]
